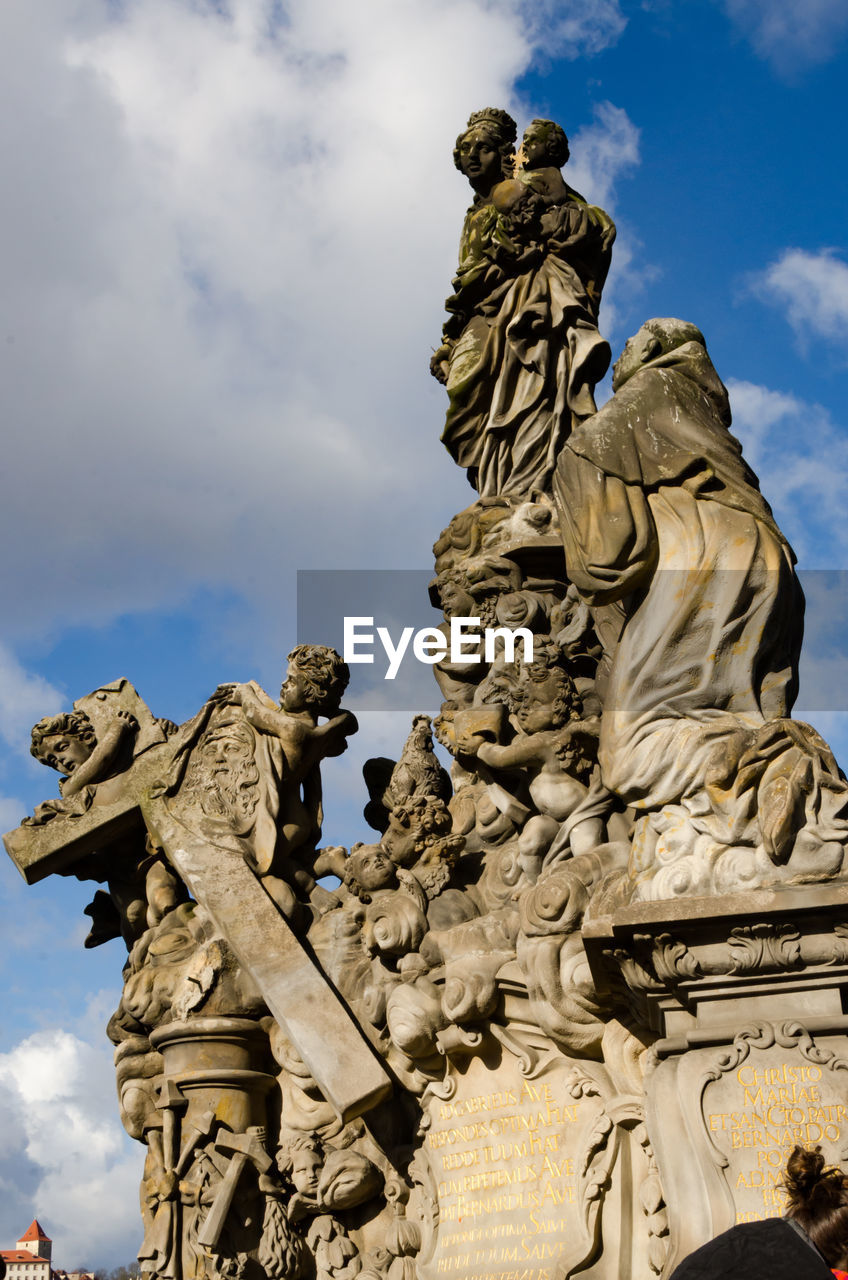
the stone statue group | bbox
[432,105,848,901]
[6,106,848,1280]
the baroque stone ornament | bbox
[8,115,848,1280]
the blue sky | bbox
[1,0,847,1267]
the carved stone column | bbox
[147,1017,277,1280]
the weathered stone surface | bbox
[414,1046,624,1280]
[8,143,848,1280]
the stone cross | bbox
[142,789,392,1123]
[4,710,391,1124]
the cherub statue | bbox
[324,792,463,908]
[26,678,178,825]
[516,117,616,315]
[22,680,182,944]
[28,706,136,823]
[456,638,606,876]
[341,845,400,903]
[208,644,358,916]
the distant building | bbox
[1,1221,52,1280]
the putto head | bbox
[281,644,350,716]
[514,637,580,730]
[521,118,570,170]
[342,845,398,903]
[436,566,498,627]
[30,710,97,774]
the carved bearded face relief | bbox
[186,719,260,826]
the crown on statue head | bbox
[464,107,517,144]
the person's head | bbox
[612,317,706,391]
[281,644,350,715]
[521,118,569,171]
[453,108,517,195]
[30,711,97,775]
[783,1144,848,1269]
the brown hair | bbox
[783,1144,848,1268]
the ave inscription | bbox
[417,1053,607,1280]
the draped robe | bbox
[554,339,848,896]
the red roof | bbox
[1,1254,50,1264]
[18,1225,50,1244]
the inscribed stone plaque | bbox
[413,1048,614,1280]
[699,1031,848,1222]
[651,1021,848,1262]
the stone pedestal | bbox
[408,974,659,1280]
[583,884,848,1276]
[146,1017,277,1280]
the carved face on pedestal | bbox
[287,1143,322,1197]
[438,577,475,620]
[382,809,422,867]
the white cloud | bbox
[752,248,848,348]
[0,0,633,651]
[520,0,626,57]
[726,380,848,766]
[567,101,640,210]
[0,794,29,832]
[0,1026,144,1270]
[728,378,848,566]
[721,0,848,75]
[724,379,803,470]
[0,647,63,753]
